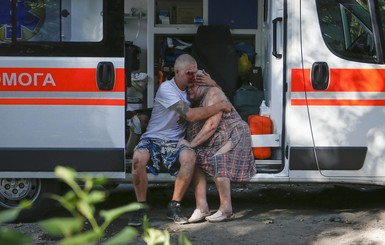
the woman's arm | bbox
[189,87,227,148]
[189,110,222,148]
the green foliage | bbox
[0,200,31,224]
[39,217,84,238]
[0,166,192,245]
[0,200,34,245]
[178,234,193,245]
[37,166,142,244]
[102,227,138,245]
[0,228,33,245]
[142,216,171,245]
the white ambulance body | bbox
[1,0,385,220]
[282,0,385,185]
[0,0,126,220]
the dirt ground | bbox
[4,183,385,245]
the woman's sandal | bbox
[188,209,211,223]
[205,210,235,223]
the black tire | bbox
[0,178,60,223]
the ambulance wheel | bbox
[0,178,59,222]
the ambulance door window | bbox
[316,0,376,63]
[60,0,103,42]
[25,0,60,42]
[0,0,103,43]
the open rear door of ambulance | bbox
[0,0,125,220]
[290,0,385,181]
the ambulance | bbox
[1,0,385,221]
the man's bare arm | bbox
[170,98,231,122]
[171,100,190,116]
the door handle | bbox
[311,62,329,90]
[272,17,283,59]
[97,62,115,90]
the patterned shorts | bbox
[134,137,194,176]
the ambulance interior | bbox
[124,0,284,175]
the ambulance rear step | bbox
[251,134,282,173]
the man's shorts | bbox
[134,137,194,176]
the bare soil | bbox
[5,183,385,245]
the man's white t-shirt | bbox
[141,78,190,141]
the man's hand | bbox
[219,100,232,113]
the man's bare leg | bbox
[172,148,196,201]
[128,149,150,227]
[167,148,196,224]
[132,149,150,202]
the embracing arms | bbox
[170,96,230,122]
[178,87,227,148]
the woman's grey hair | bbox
[174,54,197,71]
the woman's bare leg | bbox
[214,177,232,215]
[193,167,209,212]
